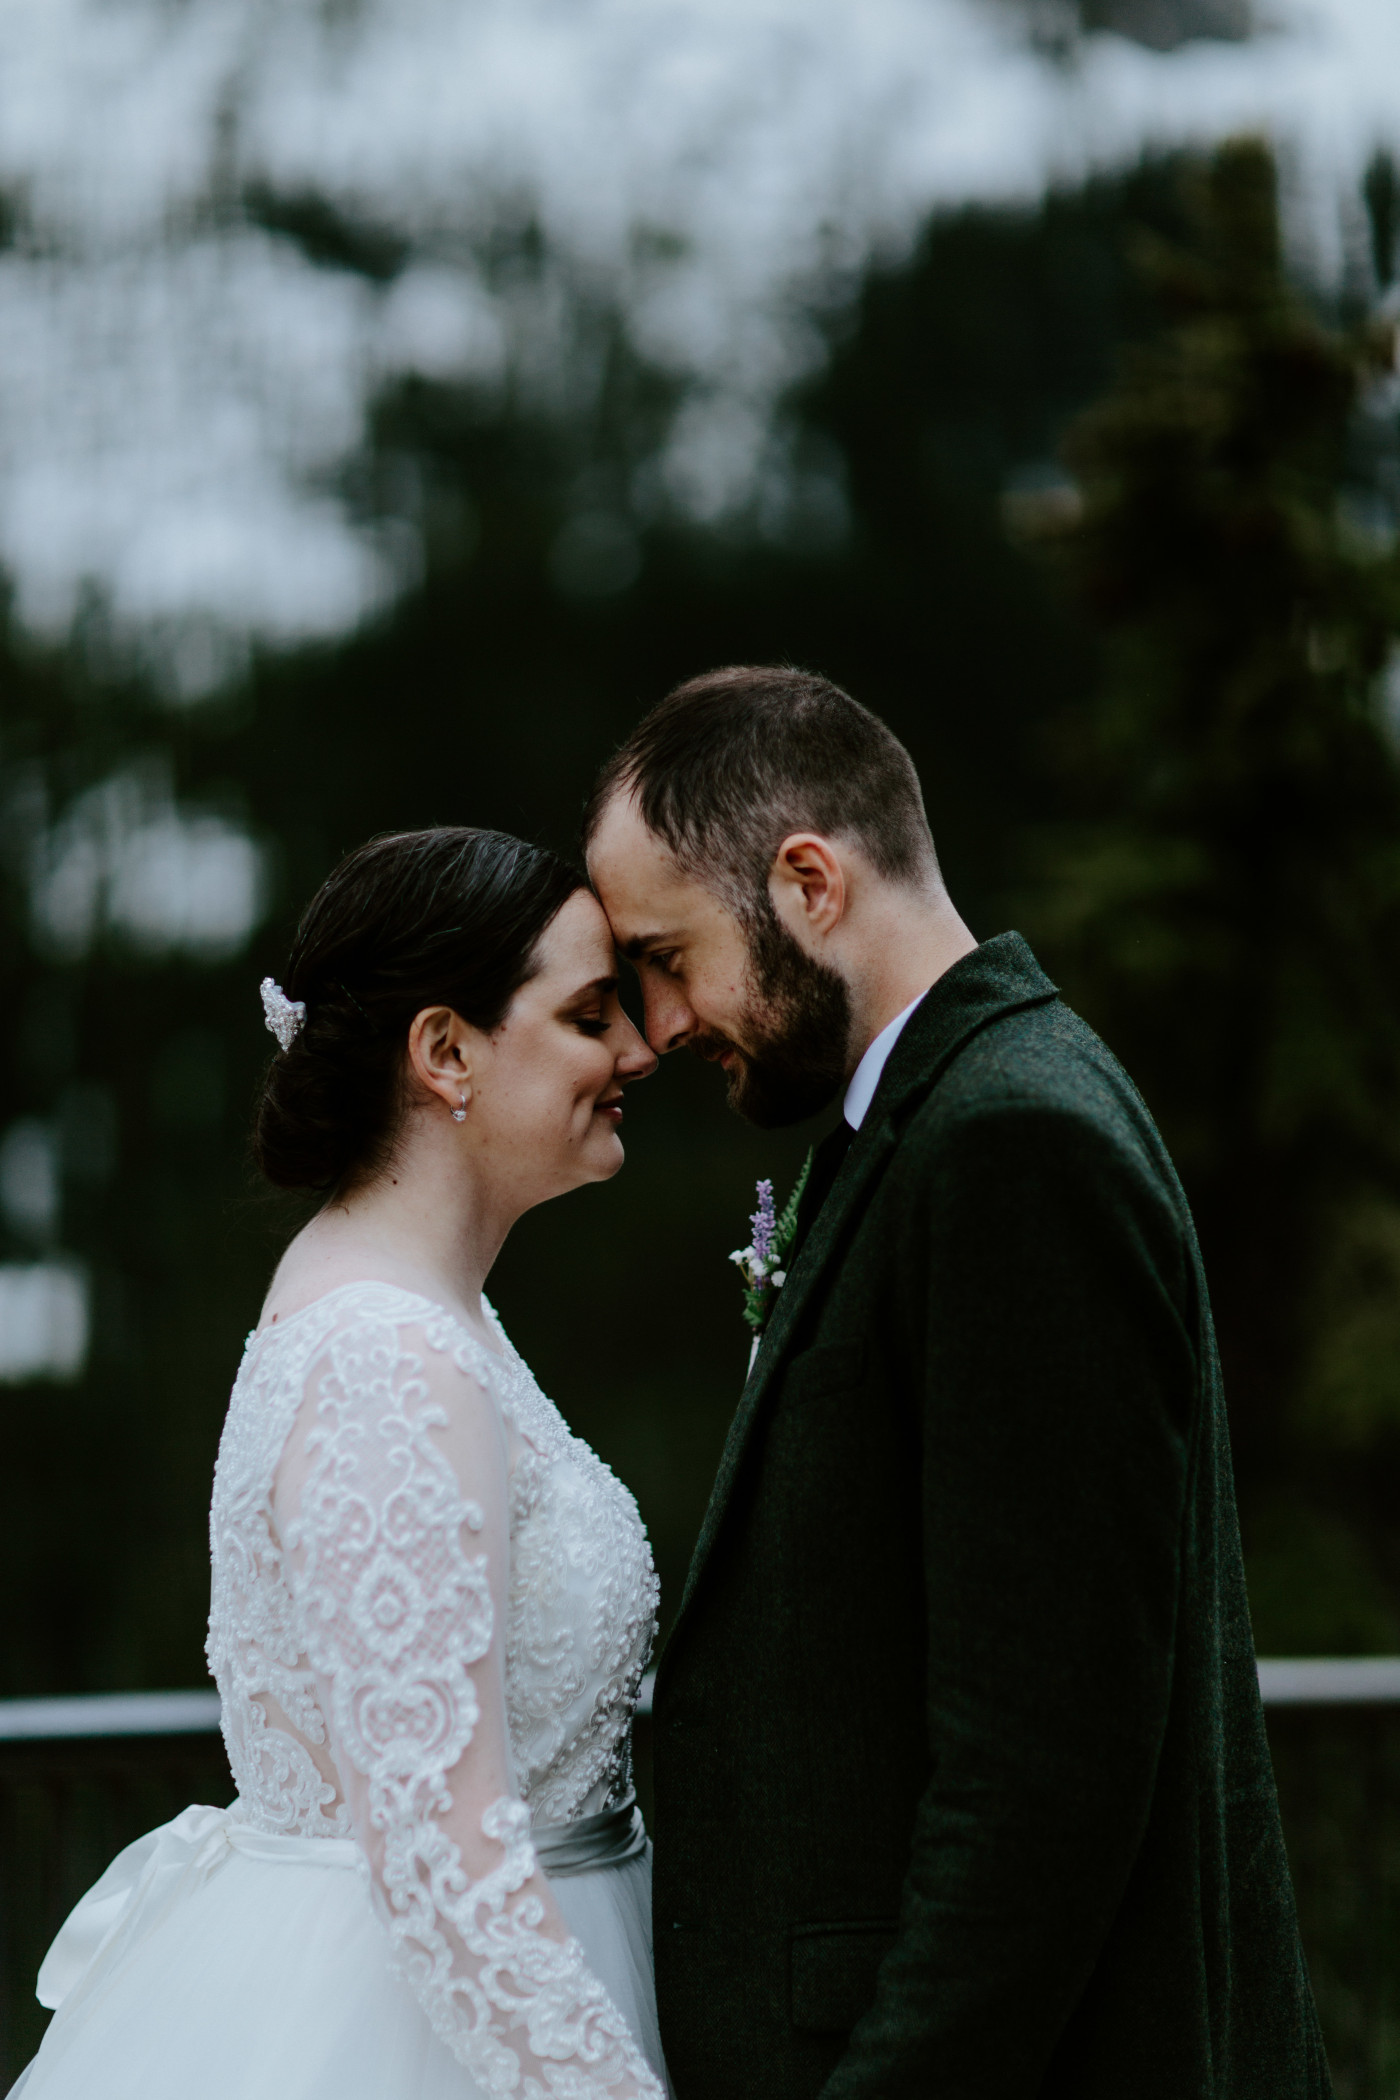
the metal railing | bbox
[1259,1659,1400,1705]
[0,1665,1395,2095]
[0,1691,223,1742]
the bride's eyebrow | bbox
[561,974,618,1005]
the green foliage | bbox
[1243,1496,1400,1655]
[1026,143,1400,1366]
[4,169,1159,1697]
[11,142,1397,1689]
[1020,138,1400,1632]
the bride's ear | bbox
[406,1005,475,1116]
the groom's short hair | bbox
[584,665,938,918]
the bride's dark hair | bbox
[253,826,584,1193]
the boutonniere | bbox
[730,1152,812,1339]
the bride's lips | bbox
[597,1094,624,1123]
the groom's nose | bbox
[641,977,697,1055]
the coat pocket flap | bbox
[790,1919,899,2035]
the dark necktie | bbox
[790,1119,855,1264]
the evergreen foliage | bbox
[1023,140,1400,1637]
[9,142,1400,1703]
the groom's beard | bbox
[691,913,853,1129]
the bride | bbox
[13,826,668,2100]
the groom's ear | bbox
[768,833,847,942]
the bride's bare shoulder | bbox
[254,1216,501,1361]
[256,1213,373,1330]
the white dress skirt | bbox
[11,1799,665,2100]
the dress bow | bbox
[37,1803,234,2013]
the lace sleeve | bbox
[271,1309,662,2099]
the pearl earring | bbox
[451,1094,467,1122]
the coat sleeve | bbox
[820,1098,1196,2099]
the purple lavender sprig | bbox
[751,1179,775,1264]
[729,1155,812,1336]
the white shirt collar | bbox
[842,989,930,1130]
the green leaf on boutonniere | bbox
[729,1148,813,1335]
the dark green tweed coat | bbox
[650,934,1330,2100]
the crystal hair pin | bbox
[260,977,307,1053]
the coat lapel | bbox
[660,933,1060,1658]
[673,1110,901,1622]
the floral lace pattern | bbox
[207,1296,356,1838]
[206,1282,661,2096]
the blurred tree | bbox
[1020,139,1400,1643]
[12,143,1384,1697]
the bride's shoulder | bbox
[254,1272,432,1333]
[247,1274,505,1388]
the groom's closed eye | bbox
[620,932,681,968]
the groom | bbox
[585,665,1330,2100]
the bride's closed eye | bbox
[573,1016,610,1037]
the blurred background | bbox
[5,0,1400,2084]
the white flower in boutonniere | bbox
[729,1152,811,1339]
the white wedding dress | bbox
[13,1282,668,2100]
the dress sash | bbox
[532,1795,647,1877]
[36,1792,645,2015]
